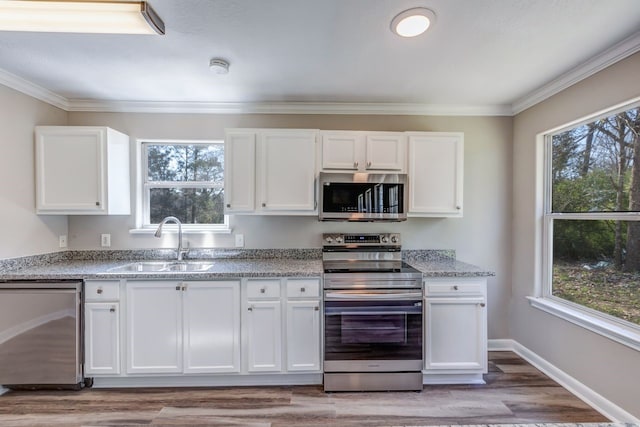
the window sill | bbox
[129,227,232,235]
[528,296,640,352]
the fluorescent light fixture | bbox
[391,7,436,38]
[0,1,165,34]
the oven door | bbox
[323,290,423,372]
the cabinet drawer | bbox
[286,279,320,298]
[246,280,281,299]
[85,280,120,301]
[424,280,484,296]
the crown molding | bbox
[66,99,512,116]
[0,68,69,110]
[512,30,640,115]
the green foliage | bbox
[146,143,224,225]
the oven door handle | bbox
[324,291,422,300]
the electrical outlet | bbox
[101,234,111,247]
[235,234,244,247]
[59,235,67,248]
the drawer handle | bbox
[260,288,266,294]
[109,306,116,313]
[97,288,103,294]
[480,302,486,307]
[300,287,306,292]
[453,285,459,291]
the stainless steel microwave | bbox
[318,172,408,221]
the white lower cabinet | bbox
[125,280,240,375]
[423,278,488,383]
[85,302,120,375]
[126,281,183,374]
[85,277,320,384]
[243,278,321,374]
[84,280,121,375]
[286,300,321,371]
[246,300,282,372]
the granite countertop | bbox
[0,249,494,281]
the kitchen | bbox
[0,0,639,425]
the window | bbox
[141,140,227,230]
[543,103,640,331]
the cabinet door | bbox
[321,132,360,170]
[424,297,487,372]
[286,300,321,372]
[126,281,183,374]
[36,127,106,213]
[246,300,282,372]
[365,133,405,171]
[183,281,241,373]
[408,133,463,216]
[84,303,120,375]
[258,130,317,212]
[224,131,256,213]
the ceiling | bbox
[1,0,640,115]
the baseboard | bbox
[488,338,640,423]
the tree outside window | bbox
[546,104,640,325]
[143,141,225,226]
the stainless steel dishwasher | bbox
[0,281,83,389]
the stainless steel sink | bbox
[107,261,215,273]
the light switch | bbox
[59,235,67,248]
[235,234,244,247]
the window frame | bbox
[535,99,640,351]
[134,139,229,233]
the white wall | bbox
[67,112,512,339]
[0,85,67,259]
[512,51,640,417]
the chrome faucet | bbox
[154,216,189,261]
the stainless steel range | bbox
[322,233,423,392]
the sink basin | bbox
[107,261,215,273]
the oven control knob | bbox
[391,235,398,243]
[381,236,389,243]
[335,236,343,244]
[325,236,333,244]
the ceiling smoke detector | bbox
[391,7,436,38]
[209,58,230,74]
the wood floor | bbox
[0,352,610,426]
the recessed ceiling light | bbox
[391,7,436,38]
[209,58,230,75]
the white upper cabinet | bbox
[320,131,406,172]
[35,126,130,215]
[258,130,317,212]
[224,128,317,215]
[224,130,256,213]
[407,132,463,217]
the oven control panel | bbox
[323,233,400,247]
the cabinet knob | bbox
[226,204,231,208]
[314,306,319,311]
[262,202,266,207]
[456,206,461,210]
[354,161,359,168]
[300,287,306,292]
[109,306,116,313]
[367,161,372,168]
[260,287,266,293]
[453,285,459,290]
[182,285,187,291]
[176,285,181,291]
[248,306,253,312]
[95,202,100,206]
[96,288,103,294]
[480,302,486,307]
